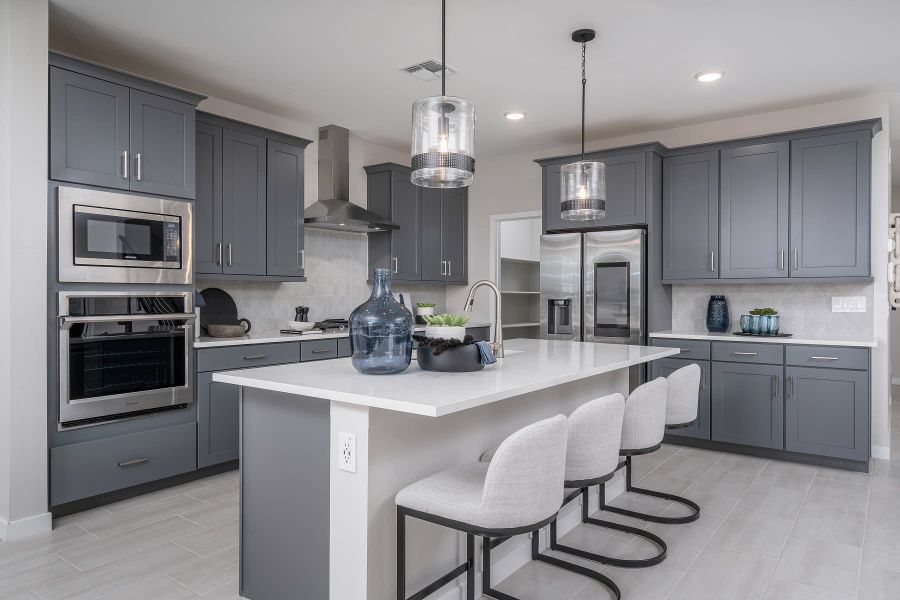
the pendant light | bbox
[410,0,475,188]
[560,29,606,221]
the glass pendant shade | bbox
[411,95,475,188]
[560,160,606,220]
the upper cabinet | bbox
[195,112,311,281]
[49,54,204,200]
[366,163,468,284]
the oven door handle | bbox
[59,313,197,330]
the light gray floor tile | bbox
[52,507,112,529]
[815,466,871,485]
[868,470,900,499]
[793,502,866,547]
[857,562,900,600]
[174,519,239,557]
[0,553,78,598]
[660,489,739,530]
[557,522,636,558]
[167,546,239,595]
[860,510,900,571]
[0,525,96,570]
[584,563,681,600]
[179,497,239,529]
[199,578,241,599]
[736,481,808,520]
[100,575,198,600]
[652,452,719,481]
[76,495,209,538]
[637,520,718,572]
[632,471,694,496]
[2,591,42,600]
[762,578,853,600]
[774,533,862,597]
[57,516,205,571]
[689,465,758,499]
[493,559,590,600]
[710,509,793,560]
[103,480,214,514]
[715,453,770,475]
[757,461,817,492]
[805,478,870,513]
[675,545,776,600]
[183,478,239,505]
[676,446,725,460]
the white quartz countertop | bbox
[649,330,876,348]
[211,339,680,417]
[194,323,492,349]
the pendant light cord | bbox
[580,40,586,161]
[441,0,446,98]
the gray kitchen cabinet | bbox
[195,122,223,274]
[197,371,240,468]
[662,151,720,280]
[651,357,711,440]
[366,164,420,281]
[128,90,196,199]
[222,128,267,276]
[720,142,789,279]
[542,163,565,232]
[790,131,871,278]
[420,187,468,282]
[711,361,784,450]
[49,67,130,191]
[785,366,869,461]
[420,188,444,281]
[266,140,306,278]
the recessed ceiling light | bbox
[504,112,525,121]
[695,70,723,83]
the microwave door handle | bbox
[59,313,197,330]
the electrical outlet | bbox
[338,432,357,473]
[831,296,867,313]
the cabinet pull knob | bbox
[810,356,839,361]
[118,457,149,468]
[733,351,759,356]
[121,150,129,179]
[779,249,785,271]
[216,243,223,266]
[135,153,143,181]
[243,354,267,360]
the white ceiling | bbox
[50,0,900,158]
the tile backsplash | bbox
[672,283,875,337]
[198,229,446,332]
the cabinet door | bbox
[711,362,784,449]
[391,171,420,280]
[662,151,719,280]
[194,122,223,274]
[420,188,444,280]
[785,367,869,461]
[441,188,468,282]
[197,372,240,468]
[222,128,267,275]
[651,358,711,440]
[590,151,647,227]
[266,140,305,278]
[129,90,195,199]
[790,131,871,277]
[720,142,789,279]
[49,67,130,190]
[542,164,565,232]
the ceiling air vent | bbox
[402,59,458,81]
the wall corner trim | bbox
[0,511,53,542]
[872,445,890,461]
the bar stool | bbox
[545,392,668,569]
[601,371,701,525]
[395,415,619,600]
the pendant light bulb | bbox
[410,0,475,188]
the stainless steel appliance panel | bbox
[583,229,645,345]
[540,233,581,341]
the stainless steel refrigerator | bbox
[540,228,647,388]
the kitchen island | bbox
[212,338,679,600]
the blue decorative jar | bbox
[706,295,729,333]
[349,268,413,375]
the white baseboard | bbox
[891,377,900,386]
[872,445,890,460]
[0,511,52,541]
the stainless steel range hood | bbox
[304,124,399,233]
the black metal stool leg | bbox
[397,507,405,600]
[466,533,475,600]
[601,456,700,525]
[482,536,520,600]
[532,526,622,600]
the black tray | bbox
[732,332,793,338]
[417,343,484,372]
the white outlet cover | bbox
[338,432,357,473]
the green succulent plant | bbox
[749,307,778,316]
[416,302,437,308]
[422,313,470,327]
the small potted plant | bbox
[742,307,779,334]
[422,313,470,342]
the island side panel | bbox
[240,387,331,600]
[364,369,629,600]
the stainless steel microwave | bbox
[58,186,193,284]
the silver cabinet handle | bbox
[216,243,223,266]
[810,356,839,361]
[242,354,267,360]
[786,376,793,399]
[448,260,452,277]
[118,458,149,468]
[135,153,143,181]
[121,150,129,179]
[772,376,779,399]
[733,351,759,356]
[700,370,706,391]
[392,257,398,274]
[311,349,332,354]
[710,251,716,272]
[299,249,305,269]
[779,249,785,271]
[441,260,447,276]
[227,243,233,267]
[793,248,799,271]
[679,348,691,353]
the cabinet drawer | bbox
[301,339,338,362]
[51,423,196,506]
[651,338,710,360]
[785,346,869,371]
[712,341,783,365]
[197,342,301,372]
[337,337,351,358]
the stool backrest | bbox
[565,393,625,483]
[482,414,568,529]
[620,377,668,452]
[666,363,701,426]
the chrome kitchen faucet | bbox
[463,280,504,358]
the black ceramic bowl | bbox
[416,343,484,372]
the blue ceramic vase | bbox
[706,295,729,333]
[349,268,413,375]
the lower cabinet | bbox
[197,371,240,469]
[651,357,710,440]
[711,361,784,450]
[785,366,869,461]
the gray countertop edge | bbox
[649,330,876,348]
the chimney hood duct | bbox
[304,125,399,233]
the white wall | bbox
[451,94,893,456]
[0,0,51,540]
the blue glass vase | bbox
[349,268,413,375]
[706,295,729,333]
